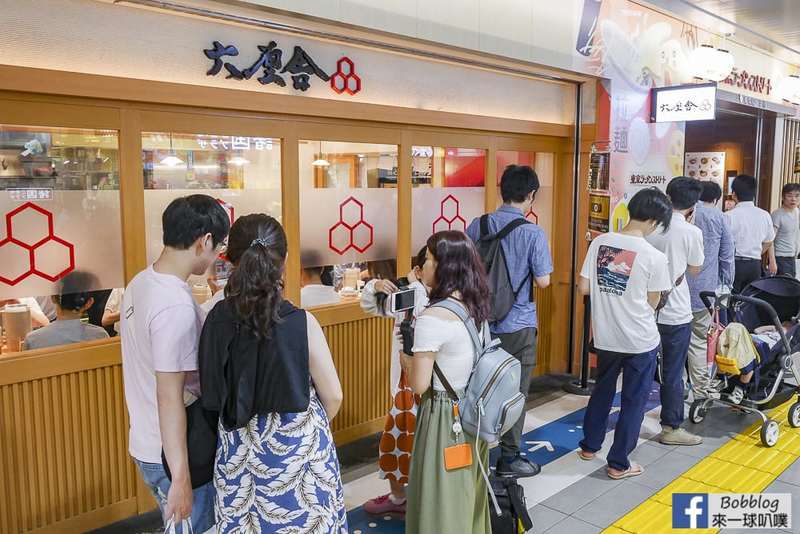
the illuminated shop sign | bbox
[651,84,716,123]
[204,41,362,95]
[721,68,772,95]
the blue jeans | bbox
[135,459,215,533]
[658,322,692,429]
[579,348,657,471]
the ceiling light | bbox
[779,75,800,105]
[228,155,250,166]
[312,140,330,167]
[159,133,185,167]
[689,44,734,82]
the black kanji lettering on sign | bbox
[204,41,240,76]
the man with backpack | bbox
[466,164,552,478]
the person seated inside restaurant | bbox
[102,287,124,337]
[23,271,109,350]
[301,265,341,308]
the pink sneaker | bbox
[363,494,406,515]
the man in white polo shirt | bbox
[725,174,776,292]
[647,177,705,446]
[121,195,229,532]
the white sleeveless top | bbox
[412,314,486,391]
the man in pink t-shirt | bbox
[121,195,229,532]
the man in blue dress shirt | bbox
[686,181,734,399]
[467,164,553,478]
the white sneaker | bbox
[658,426,703,446]
[724,385,745,405]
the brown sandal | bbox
[607,462,644,480]
[577,450,596,461]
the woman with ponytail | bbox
[198,214,347,533]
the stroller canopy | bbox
[736,276,800,330]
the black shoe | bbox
[495,455,541,478]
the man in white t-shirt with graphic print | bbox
[646,177,705,447]
[121,195,230,533]
[578,188,672,480]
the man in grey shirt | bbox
[686,182,734,399]
[24,271,109,350]
[771,183,800,278]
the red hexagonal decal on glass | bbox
[432,194,467,234]
[8,202,53,247]
[0,240,34,285]
[328,196,374,255]
[0,202,75,285]
[32,237,75,282]
[330,57,362,96]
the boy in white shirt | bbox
[578,188,672,480]
[646,177,705,446]
[725,174,776,292]
[120,195,229,532]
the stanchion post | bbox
[564,295,593,396]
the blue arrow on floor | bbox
[346,385,662,534]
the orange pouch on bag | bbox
[443,442,473,471]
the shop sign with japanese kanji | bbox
[651,83,716,123]
[204,40,362,95]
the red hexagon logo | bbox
[32,237,76,282]
[432,194,467,233]
[0,240,34,285]
[330,57,362,96]
[525,209,539,224]
[8,202,53,247]
[0,202,76,286]
[328,196,374,255]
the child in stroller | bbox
[695,276,800,447]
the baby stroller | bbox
[693,276,800,447]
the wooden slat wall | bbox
[780,119,800,193]
[323,316,395,443]
[0,363,138,533]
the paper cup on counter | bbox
[3,304,31,352]
[191,283,211,305]
[343,268,360,291]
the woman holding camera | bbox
[404,231,491,534]
[359,247,428,515]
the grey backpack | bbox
[431,299,525,446]
[431,298,526,516]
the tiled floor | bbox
[93,378,800,534]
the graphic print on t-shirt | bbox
[597,245,637,296]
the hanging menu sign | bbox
[651,83,716,123]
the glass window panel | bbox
[142,132,282,300]
[411,146,486,253]
[0,124,123,354]
[299,140,398,308]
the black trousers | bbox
[776,256,797,279]
[493,327,537,457]
[733,258,762,293]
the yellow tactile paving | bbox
[604,399,800,533]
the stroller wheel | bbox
[689,400,707,424]
[789,403,800,428]
[760,419,780,448]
